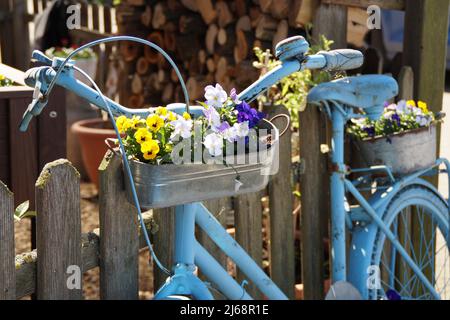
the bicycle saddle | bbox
[307,75,399,110]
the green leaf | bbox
[15,200,29,217]
[14,201,36,221]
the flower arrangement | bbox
[115,84,266,164]
[347,100,440,140]
[45,46,97,60]
[0,74,13,87]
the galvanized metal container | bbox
[122,120,279,209]
[355,125,436,175]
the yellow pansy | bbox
[407,100,416,107]
[134,128,152,144]
[141,139,160,160]
[146,114,164,132]
[156,106,168,116]
[183,112,191,120]
[167,111,177,121]
[116,115,131,133]
[418,101,429,113]
[130,116,145,129]
[0,74,5,81]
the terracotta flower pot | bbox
[71,118,117,188]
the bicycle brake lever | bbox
[32,50,53,66]
[19,96,48,132]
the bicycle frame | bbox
[328,102,450,299]
[153,203,287,300]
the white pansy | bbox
[233,121,249,137]
[383,111,394,119]
[204,132,224,156]
[203,106,221,130]
[223,126,238,142]
[204,83,227,109]
[170,118,193,140]
[416,115,429,127]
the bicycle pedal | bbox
[325,281,362,300]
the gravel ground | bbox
[14,182,154,300]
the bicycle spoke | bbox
[376,203,449,300]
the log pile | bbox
[116,0,319,107]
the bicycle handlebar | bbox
[20,36,364,132]
[32,50,53,66]
[318,49,364,71]
[19,65,150,132]
[238,49,363,103]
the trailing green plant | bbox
[253,31,340,128]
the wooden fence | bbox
[0,106,295,299]
[0,156,142,299]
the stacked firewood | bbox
[115,0,319,107]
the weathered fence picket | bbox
[234,192,263,298]
[265,106,295,300]
[99,152,139,300]
[200,199,230,268]
[152,207,175,290]
[398,66,414,101]
[35,159,82,300]
[0,182,15,300]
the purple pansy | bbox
[363,126,375,137]
[392,113,401,126]
[217,121,231,132]
[235,101,265,128]
[230,88,241,104]
[386,289,401,300]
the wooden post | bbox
[152,207,175,291]
[298,106,327,300]
[35,159,82,300]
[312,3,348,49]
[403,0,449,286]
[11,0,30,70]
[403,0,449,155]
[264,105,295,299]
[0,182,15,300]
[398,66,414,101]
[299,2,347,300]
[98,152,139,300]
[234,192,263,298]
[0,1,14,67]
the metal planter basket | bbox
[355,125,436,175]
[121,119,280,209]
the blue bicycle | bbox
[20,35,449,300]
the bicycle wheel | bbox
[367,185,449,300]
